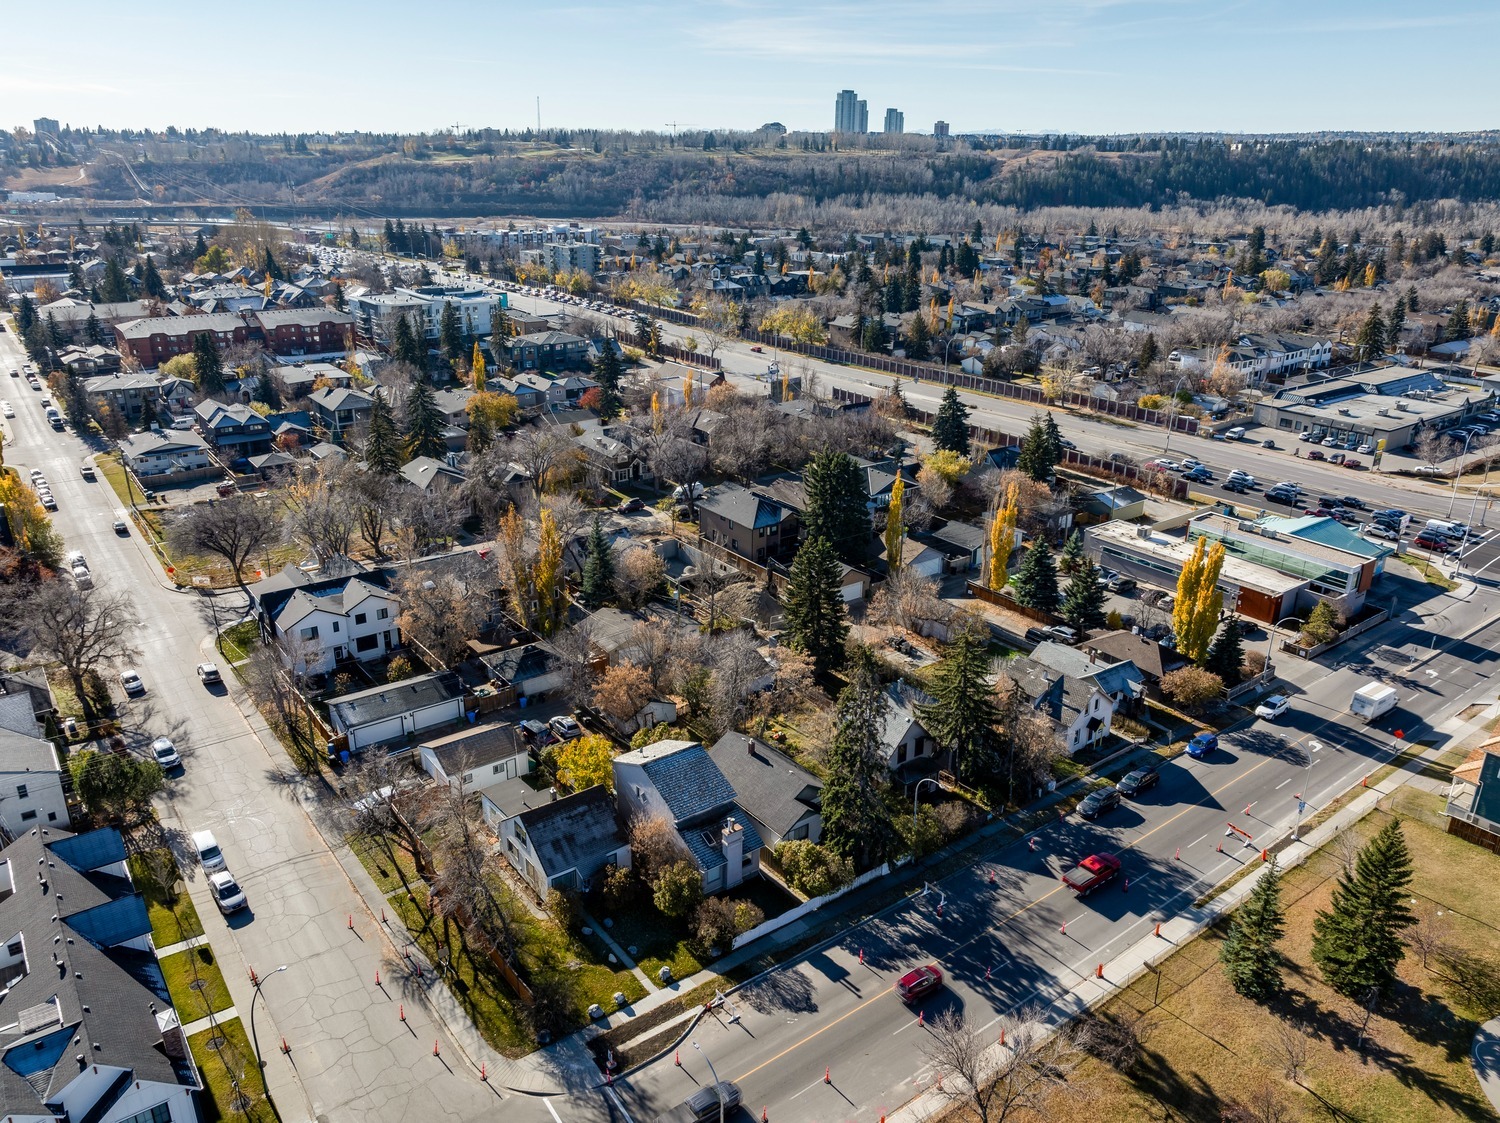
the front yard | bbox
[129,849,205,947]
[189,1019,273,1123]
[160,944,235,1024]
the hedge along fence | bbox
[731,862,894,951]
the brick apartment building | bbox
[114,309,355,367]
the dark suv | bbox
[1117,766,1160,798]
[1078,786,1121,819]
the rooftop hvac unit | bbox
[1377,408,1389,416]
[1135,526,1152,540]
[1236,521,1257,533]
[1396,402,1409,411]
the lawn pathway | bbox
[577,902,658,995]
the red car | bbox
[1413,533,1452,552]
[896,964,943,1003]
[750,345,764,353]
[1306,449,1326,461]
[1342,458,1363,470]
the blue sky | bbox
[6,1,1497,136]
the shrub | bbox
[546,888,581,933]
[385,654,416,682]
[1137,394,1166,410]
[774,840,854,898]
[1161,666,1224,714]
[1299,601,1341,646]
[652,860,703,920]
[692,896,765,954]
[597,864,638,913]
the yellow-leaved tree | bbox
[533,508,564,637]
[471,341,486,392]
[987,482,1019,591]
[555,734,616,793]
[884,475,905,574]
[1173,537,1226,662]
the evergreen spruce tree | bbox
[580,515,616,607]
[1061,559,1108,635]
[782,537,849,675]
[1016,414,1059,482]
[1220,856,1286,999]
[83,311,104,347]
[803,450,872,563]
[905,311,932,361]
[364,390,402,475]
[916,624,999,780]
[100,258,131,303]
[1311,819,1416,998]
[262,246,283,281]
[1386,295,1407,351]
[1041,412,1064,462]
[1354,304,1386,362]
[1059,529,1085,574]
[467,407,495,456]
[820,646,894,868]
[15,296,36,337]
[192,332,226,395]
[392,314,427,372]
[402,380,447,462]
[930,387,971,456]
[252,367,281,410]
[1203,620,1244,683]
[192,232,208,260]
[1444,299,1472,342]
[1012,541,1061,613]
[862,315,889,353]
[141,256,166,299]
[438,301,464,368]
[591,342,623,419]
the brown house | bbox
[697,483,797,565]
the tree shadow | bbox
[737,966,818,1015]
[1126,1040,1229,1122]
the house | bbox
[55,343,123,374]
[477,641,568,699]
[612,739,763,893]
[1003,657,1116,755]
[432,387,474,429]
[118,430,213,477]
[574,422,652,485]
[400,455,466,493]
[880,681,939,781]
[81,371,161,421]
[327,671,467,753]
[274,361,353,399]
[0,666,54,722]
[500,785,631,898]
[0,694,69,835]
[418,722,529,794]
[888,537,946,579]
[196,399,273,457]
[246,450,299,480]
[697,484,798,564]
[1080,485,1148,522]
[308,386,375,443]
[0,826,202,1123]
[1025,640,1146,716]
[254,308,355,356]
[918,519,987,572]
[1081,630,1190,686]
[1446,738,1500,852]
[504,330,590,371]
[708,734,822,847]
[264,575,401,675]
[488,375,545,411]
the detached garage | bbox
[328,671,467,753]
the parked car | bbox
[1413,533,1452,552]
[151,737,182,769]
[896,964,944,1003]
[1261,439,1277,449]
[1254,695,1291,720]
[197,663,222,685]
[548,715,582,740]
[1078,786,1121,819]
[1364,524,1400,541]
[208,870,248,914]
[1117,765,1160,798]
[120,669,144,695]
[1357,443,1375,454]
[1105,574,1137,594]
[112,518,130,535]
[1041,625,1080,645]
[1186,732,1219,759]
[672,482,705,501]
[1342,458,1363,470]
[1305,449,1326,461]
[192,829,226,872]
[616,497,646,513]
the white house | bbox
[0,827,201,1123]
[270,576,401,675]
[880,681,939,779]
[499,785,631,897]
[418,722,530,795]
[327,671,467,753]
[1004,656,1116,755]
[0,706,70,836]
[612,739,763,894]
[118,430,212,477]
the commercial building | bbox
[1251,365,1496,449]
[883,108,904,134]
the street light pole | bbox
[912,776,942,834]
[1265,614,1304,670]
[1161,373,1191,456]
[1292,741,1322,841]
[691,1041,726,1123]
[1447,431,1477,517]
[247,965,289,1122]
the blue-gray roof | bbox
[682,810,764,872]
[616,740,738,824]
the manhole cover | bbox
[206,1035,226,1052]
[189,979,206,992]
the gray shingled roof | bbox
[682,811,764,872]
[0,724,60,774]
[328,671,465,729]
[513,786,624,879]
[421,722,521,776]
[697,484,789,531]
[614,740,736,824]
[707,734,821,841]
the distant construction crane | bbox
[664,122,698,139]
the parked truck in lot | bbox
[1062,852,1122,896]
[1350,682,1398,722]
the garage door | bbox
[349,715,405,751]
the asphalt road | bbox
[0,328,504,1123]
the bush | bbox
[652,860,703,920]
[597,864,638,912]
[1299,601,1341,646]
[774,840,854,898]
[1161,666,1224,714]
[385,654,416,682]
[1137,394,1166,410]
[1241,650,1268,679]
[546,888,581,933]
[692,896,766,954]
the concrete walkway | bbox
[181,1007,241,1037]
[1472,1019,1500,1116]
[154,933,211,959]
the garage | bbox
[328,671,467,753]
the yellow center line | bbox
[732,753,1286,1085]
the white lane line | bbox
[790,1075,832,1100]
[1189,834,1207,847]
[1276,777,1293,790]
[892,1016,923,1036]
[603,1088,633,1123]
[545,1098,565,1123]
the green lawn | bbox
[217,620,260,663]
[160,945,234,1024]
[591,901,704,983]
[347,831,425,895]
[189,1018,273,1123]
[516,911,647,1019]
[128,850,205,946]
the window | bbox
[332,621,340,633]
[377,608,389,620]
[355,634,379,653]
[6,940,20,957]
[46,812,56,822]
[15,784,26,800]
[300,625,319,641]
[120,1104,172,1123]
[20,810,35,822]
[462,772,473,784]
[354,613,367,626]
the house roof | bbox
[400,455,465,491]
[247,451,297,470]
[0,724,59,774]
[1080,630,1188,680]
[421,722,522,777]
[614,739,736,824]
[922,518,987,557]
[309,386,374,412]
[513,330,587,346]
[880,681,933,750]
[479,641,562,686]
[513,785,625,879]
[1003,657,1100,728]
[274,576,392,630]
[681,810,764,873]
[1452,740,1497,786]
[1255,515,1391,560]
[119,430,208,457]
[707,734,821,840]
[698,484,790,531]
[0,827,193,1113]
[328,671,466,730]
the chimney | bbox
[720,817,745,887]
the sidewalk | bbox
[884,699,1500,1123]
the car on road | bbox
[1413,533,1452,552]
[1186,731,1219,759]
[208,870,248,914]
[1364,524,1400,541]
[1339,496,1367,510]
[1062,852,1122,896]
[896,964,944,1003]
[616,496,646,513]
[1261,439,1278,448]
[151,737,182,769]
[1254,695,1291,720]
[1222,479,1250,493]
[1145,458,1180,472]
[1265,488,1300,505]
[192,829,226,872]
[750,345,764,352]
[1117,765,1160,798]
[81,463,95,480]
[197,663,222,685]
[1305,449,1326,461]
[1078,786,1121,819]
[548,715,582,740]
[0,402,12,418]
[1182,466,1214,482]
[120,669,144,695]
[112,518,130,535]
[659,1081,743,1123]
[1179,458,1204,472]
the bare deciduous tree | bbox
[167,493,283,600]
[1413,430,1457,472]
[1269,1017,1310,1084]
[426,779,520,963]
[505,425,578,498]
[923,1006,1093,1123]
[616,546,667,610]
[4,583,140,726]
[868,567,944,635]
[281,463,357,565]
[395,570,485,667]
[1405,902,1453,971]
[628,815,689,886]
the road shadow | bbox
[737,967,818,1015]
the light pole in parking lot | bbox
[691,1041,727,1123]
[1447,431,1478,517]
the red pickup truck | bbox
[1062,853,1122,896]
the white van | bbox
[192,830,226,872]
[1225,426,1247,440]
[1423,519,1467,540]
